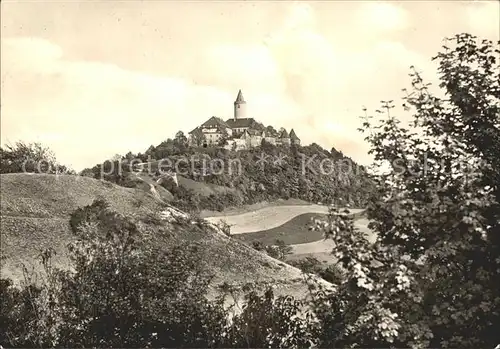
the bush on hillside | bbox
[0,141,73,175]
[264,239,293,261]
[289,257,344,285]
[0,199,317,348]
[80,159,137,187]
[215,219,232,237]
[251,240,265,251]
[1,199,228,347]
[248,238,293,261]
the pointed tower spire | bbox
[235,89,245,103]
[289,128,301,145]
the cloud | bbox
[2,2,448,171]
[1,37,300,170]
[465,2,500,41]
[202,45,283,93]
[258,3,431,161]
[356,2,410,33]
[1,38,215,169]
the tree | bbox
[266,125,278,137]
[155,139,176,158]
[260,138,275,152]
[217,128,229,147]
[110,154,122,161]
[265,239,292,261]
[312,33,500,348]
[216,219,232,237]
[145,145,156,157]
[174,131,188,152]
[0,141,72,174]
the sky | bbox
[1,1,499,171]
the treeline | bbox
[194,142,371,207]
[81,135,374,212]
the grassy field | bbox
[1,173,331,301]
[203,204,374,267]
[205,204,365,234]
[199,198,312,218]
[234,213,326,245]
[286,219,375,264]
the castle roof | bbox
[200,116,229,129]
[188,126,202,135]
[235,89,245,103]
[225,117,256,129]
[289,128,300,140]
[240,130,250,139]
[279,129,289,138]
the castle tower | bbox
[234,89,246,120]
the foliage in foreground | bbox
[309,33,500,348]
[0,199,315,348]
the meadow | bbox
[204,204,372,264]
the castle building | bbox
[188,90,300,149]
[189,116,232,147]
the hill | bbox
[0,173,332,301]
[81,142,375,214]
[176,174,240,197]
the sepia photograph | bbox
[1,0,499,347]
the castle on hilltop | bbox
[188,90,300,150]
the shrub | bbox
[0,141,73,174]
[2,199,229,348]
[216,219,232,237]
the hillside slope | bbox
[1,173,331,300]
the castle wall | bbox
[233,138,247,150]
[264,137,276,145]
[205,133,222,145]
[249,135,262,147]
[277,138,291,146]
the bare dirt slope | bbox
[1,173,331,300]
